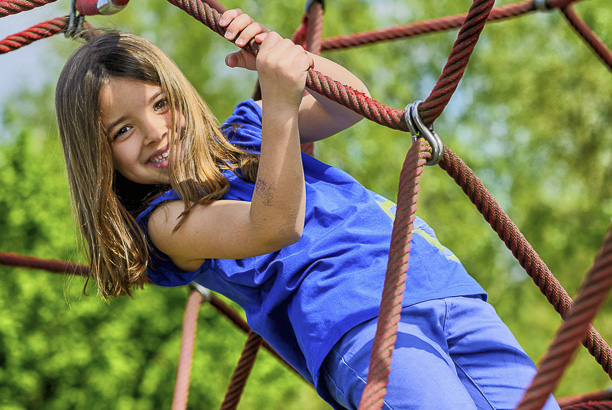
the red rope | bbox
[558,390,612,408]
[0,0,57,18]
[561,6,612,72]
[518,228,612,409]
[319,0,584,51]
[0,251,89,276]
[358,140,430,410]
[438,147,612,378]
[220,331,263,410]
[561,402,612,410]
[0,16,67,55]
[172,289,205,410]
[419,0,495,126]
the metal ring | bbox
[304,0,325,12]
[533,0,549,11]
[404,101,444,166]
[97,0,128,15]
[190,282,212,302]
[65,0,84,38]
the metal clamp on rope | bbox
[190,281,212,303]
[304,0,325,12]
[64,0,85,38]
[533,0,550,11]
[404,100,444,166]
[76,0,130,16]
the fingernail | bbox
[224,31,232,39]
[235,38,244,46]
[219,18,227,25]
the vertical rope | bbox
[358,140,431,410]
[517,228,612,409]
[172,290,205,410]
[220,331,264,410]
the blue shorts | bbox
[319,296,559,410]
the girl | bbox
[55,9,558,410]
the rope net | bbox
[1,0,611,408]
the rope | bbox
[0,0,57,19]
[518,228,612,409]
[419,0,495,126]
[220,331,263,410]
[319,0,584,51]
[561,6,612,72]
[437,147,612,378]
[357,140,431,410]
[0,16,66,55]
[0,251,89,276]
[172,289,205,410]
[558,391,612,408]
[561,402,612,410]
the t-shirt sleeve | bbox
[135,190,202,287]
[221,98,263,154]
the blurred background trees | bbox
[0,0,610,408]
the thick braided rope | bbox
[419,0,495,127]
[517,228,612,410]
[0,16,66,55]
[558,391,612,408]
[172,289,205,410]
[220,331,264,410]
[561,6,612,72]
[320,0,584,51]
[561,402,612,410]
[0,0,57,19]
[358,140,431,410]
[0,251,89,275]
[300,1,325,157]
[165,0,409,132]
[304,1,324,56]
[438,147,612,378]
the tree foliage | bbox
[0,0,611,408]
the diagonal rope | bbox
[438,146,612,379]
[0,0,58,19]
[561,5,612,72]
[357,140,431,410]
[517,227,612,409]
[0,16,66,55]
[220,331,263,410]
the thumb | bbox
[225,50,256,70]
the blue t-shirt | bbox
[136,99,486,389]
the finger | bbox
[219,8,243,27]
[225,50,256,69]
[234,22,269,47]
[224,13,254,41]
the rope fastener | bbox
[190,281,212,302]
[533,0,550,11]
[64,0,84,38]
[405,100,444,165]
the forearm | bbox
[299,53,371,142]
[250,103,306,247]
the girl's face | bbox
[100,77,182,185]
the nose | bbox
[142,114,168,145]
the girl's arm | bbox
[222,9,370,144]
[148,30,310,271]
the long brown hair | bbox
[55,31,258,299]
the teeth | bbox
[150,151,169,163]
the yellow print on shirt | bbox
[374,196,460,264]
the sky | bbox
[0,4,63,114]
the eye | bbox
[114,125,132,140]
[154,98,168,112]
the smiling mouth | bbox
[149,145,170,164]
